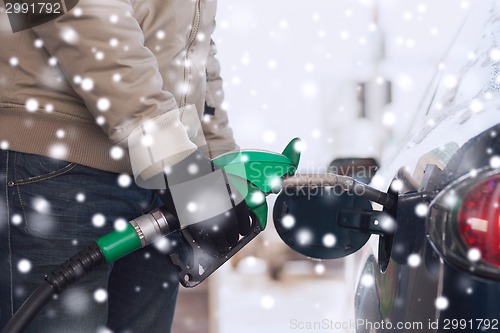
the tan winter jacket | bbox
[0,0,236,174]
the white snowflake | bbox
[489,156,500,168]
[250,191,265,205]
[314,263,326,275]
[339,30,350,40]
[187,202,198,213]
[156,30,166,40]
[382,111,397,126]
[281,214,296,229]
[230,76,241,86]
[109,38,119,47]
[260,295,275,310]
[241,53,251,66]
[60,27,79,44]
[95,52,105,61]
[34,39,43,48]
[17,259,32,273]
[444,75,458,89]
[188,163,199,174]
[407,254,421,267]
[110,146,124,160]
[380,217,396,233]
[62,288,90,314]
[48,57,57,66]
[11,214,23,225]
[490,48,500,62]
[96,327,113,333]
[390,179,404,192]
[435,296,449,310]
[415,203,429,217]
[279,20,288,29]
[97,98,110,111]
[9,57,18,66]
[267,60,277,69]
[296,229,313,245]
[49,143,68,159]
[25,98,39,112]
[33,197,51,214]
[76,193,86,202]
[469,99,483,113]
[73,7,82,17]
[117,174,131,187]
[153,237,172,254]
[322,233,336,247]
[109,14,119,24]
[402,11,413,21]
[262,130,276,144]
[360,274,374,287]
[294,140,305,153]
[81,77,94,91]
[196,33,206,42]
[444,192,459,208]
[141,134,154,147]
[56,129,65,139]
[92,213,106,228]
[96,116,105,126]
[93,289,108,303]
[467,248,481,262]
[163,166,172,175]
[114,218,128,231]
[301,81,318,98]
[112,73,122,82]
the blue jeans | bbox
[0,151,179,332]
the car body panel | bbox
[354,1,500,331]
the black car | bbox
[273,1,500,332]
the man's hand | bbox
[157,150,251,257]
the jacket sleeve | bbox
[31,0,197,168]
[202,39,238,158]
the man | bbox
[0,0,239,331]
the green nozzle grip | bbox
[96,224,142,263]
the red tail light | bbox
[428,169,500,280]
[458,175,500,267]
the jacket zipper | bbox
[180,0,202,109]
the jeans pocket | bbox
[12,152,77,185]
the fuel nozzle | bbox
[63,137,304,284]
[2,139,303,333]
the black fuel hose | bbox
[1,283,55,333]
[1,243,105,333]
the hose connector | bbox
[130,207,180,247]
